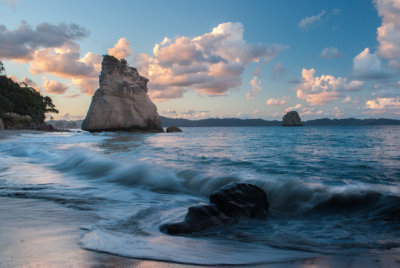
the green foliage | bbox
[0,61,5,75]
[0,62,59,123]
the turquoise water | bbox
[0,126,399,265]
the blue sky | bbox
[1,0,399,120]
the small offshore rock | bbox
[166,126,182,133]
[160,183,269,235]
[283,111,302,126]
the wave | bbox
[3,141,400,223]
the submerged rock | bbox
[82,55,163,132]
[283,111,302,126]
[160,183,269,235]
[166,126,182,133]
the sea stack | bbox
[82,55,163,132]
[282,111,302,126]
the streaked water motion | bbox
[1,126,399,265]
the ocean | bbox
[1,126,399,265]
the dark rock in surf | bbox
[166,126,182,133]
[210,183,269,218]
[160,183,269,235]
[282,111,302,126]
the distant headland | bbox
[48,116,400,129]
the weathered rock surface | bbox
[82,55,163,132]
[0,118,4,130]
[283,111,302,126]
[166,126,182,133]
[160,183,269,235]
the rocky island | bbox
[82,55,163,132]
[282,111,302,126]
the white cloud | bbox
[138,22,286,101]
[296,68,364,105]
[320,47,343,59]
[108,37,132,59]
[266,97,288,106]
[43,79,68,94]
[284,103,323,116]
[352,48,390,79]
[246,76,262,100]
[342,96,359,104]
[365,97,400,114]
[299,10,326,30]
[332,106,344,118]
[375,0,400,67]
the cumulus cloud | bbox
[266,97,288,106]
[43,79,68,94]
[320,47,343,59]
[246,76,262,100]
[299,10,326,30]
[27,42,101,94]
[138,22,286,101]
[375,0,400,68]
[0,21,89,61]
[29,42,101,78]
[365,97,400,114]
[296,68,365,105]
[352,48,391,79]
[108,37,132,59]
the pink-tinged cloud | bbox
[108,37,132,59]
[138,22,286,102]
[0,21,88,61]
[375,0,400,67]
[43,79,68,94]
[29,42,101,79]
[296,68,365,105]
[246,76,262,100]
[266,97,287,106]
[365,97,400,114]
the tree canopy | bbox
[0,60,58,123]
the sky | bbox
[1,0,400,120]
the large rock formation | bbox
[82,56,163,132]
[283,111,302,126]
[160,183,269,235]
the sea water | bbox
[0,126,399,265]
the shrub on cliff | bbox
[0,61,58,124]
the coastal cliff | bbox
[81,55,163,132]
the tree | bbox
[0,60,5,76]
[0,62,59,123]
